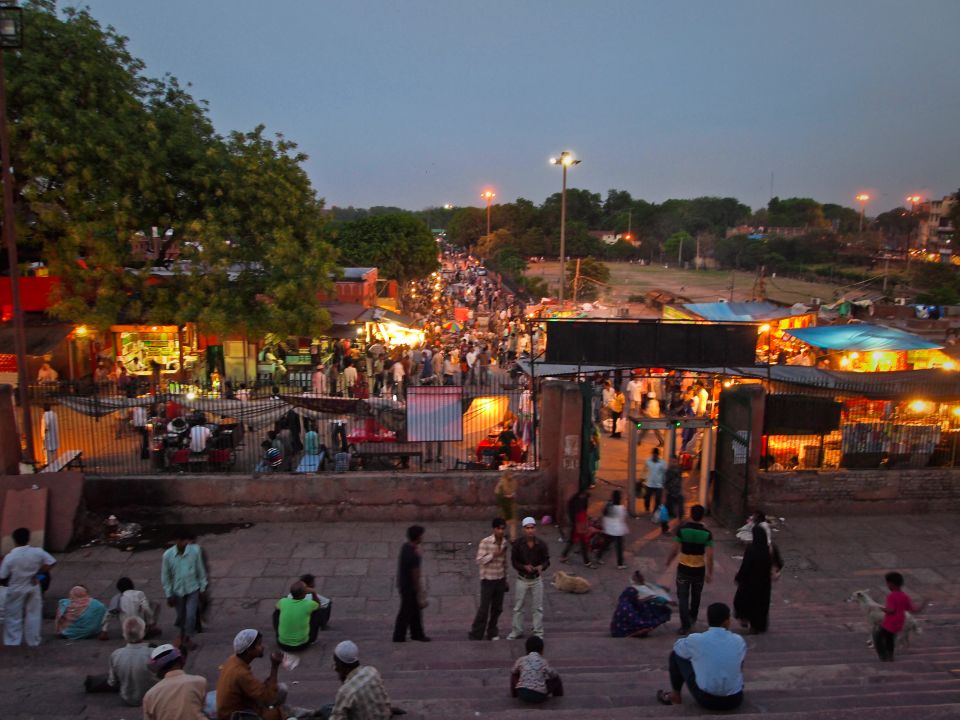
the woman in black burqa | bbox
[733,524,783,633]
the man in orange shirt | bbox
[216,629,287,720]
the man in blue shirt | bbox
[160,532,208,649]
[657,602,746,710]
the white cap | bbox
[334,640,359,664]
[522,516,537,527]
[150,643,177,660]
[233,628,259,655]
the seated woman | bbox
[57,585,107,640]
[610,570,673,638]
[511,636,563,704]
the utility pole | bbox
[573,258,581,303]
[695,234,701,270]
[729,270,735,302]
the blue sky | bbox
[78,0,960,213]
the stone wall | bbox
[83,470,552,524]
[746,468,960,516]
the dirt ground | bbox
[525,260,849,307]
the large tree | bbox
[334,213,438,282]
[7,2,336,336]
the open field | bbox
[525,261,852,306]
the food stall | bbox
[783,324,954,372]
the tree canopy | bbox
[332,213,438,283]
[8,1,337,337]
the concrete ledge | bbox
[83,470,553,524]
[749,467,960,516]
[0,472,85,551]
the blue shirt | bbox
[645,458,666,489]
[161,544,208,598]
[673,626,746,696]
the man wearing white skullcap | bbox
[318,639,392,720]
[216,629,287,720]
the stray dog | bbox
[551,570,591,594]
[846,589,920,649]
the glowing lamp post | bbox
[550,151,581,303]
[480,189,495,238]
[856,193,870,234]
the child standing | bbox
[875,571,925,661]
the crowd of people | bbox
[0,501,931,717]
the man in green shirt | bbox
[274,581,319,652]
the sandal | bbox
[656,689,675,705]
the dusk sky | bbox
[79,0,960,214]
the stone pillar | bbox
[0,385,21,474]
[555,383,583,532]
[538,381,564,489]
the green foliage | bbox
[911,262,960,305]
[446,206,485,249]
[566,256,610,301]
[822,203,861,234]
[603,239,641,261]
[767,197,829,228]
[663,231,695,263]
[334,213,438,283]
[10,2,337,336]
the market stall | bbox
[784,323,953,371]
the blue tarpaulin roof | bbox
[784,324,942,351]
[680,302,804,323]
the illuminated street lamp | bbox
[550,151,581,303]
[855,193,870,233]
[0,2,35,465]
[905,195,922,263]
[480,189,495,238]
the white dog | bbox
[551,570,591,594]
[846,589,920,649]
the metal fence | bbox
[762,396,960,471]
[18,369,535,475]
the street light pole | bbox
[550,151,580,303]
[0,3,34,466]
[906,195,921,267]
[481,189,495,238]
[856,193,870,234]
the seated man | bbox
[142,644,208,720]
[273,581,320,652]
[100,576,160,640]
[657,602,746,711]
[84,616,156,706]
[216,629,288,720]
[318,640,392,720]
[300,573,333,629]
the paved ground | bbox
[2,506,958,719]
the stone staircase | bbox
[2,517,959,719]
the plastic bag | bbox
[651,504,669,524]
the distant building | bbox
[587,230,623,245]
[725,225,817,239]
[918,195,956,249]
[317,267,378,306]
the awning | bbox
[689,365,960,400]
[0,322,72,356]
[517,359,625,376]
[672,301,805,323]
[356,306,417,327]
[784,324,942,351]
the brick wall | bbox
[745,468,960,516]
[83,470,553,524]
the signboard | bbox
[406,386,463,442]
